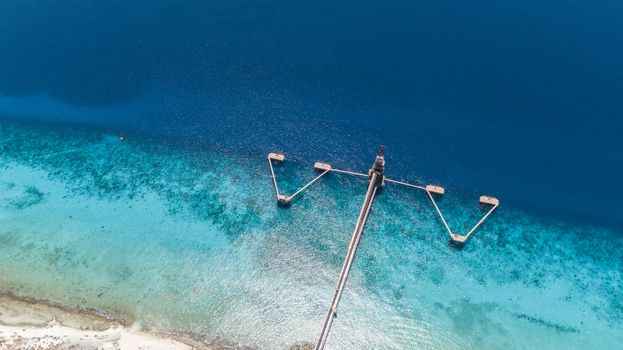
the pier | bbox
[266,147,499,348]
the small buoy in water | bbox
[119,135,125,142]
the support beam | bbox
[426,189,454,238]
[267,153,334,206]
[450,196,499,245]
[288,169,331,203]
[385,178,427,191]
[330,168,368,177]
[267,153,283,201]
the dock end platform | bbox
[277,194,291,206]
[268,152,285,162]
[426,185,445,195]
[450,233,468,245]
[314,162,332,171]
[479,196,499,206]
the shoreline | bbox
[0,291,281,350]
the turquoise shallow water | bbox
[0,120,622,349]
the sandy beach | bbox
[0,293,252,350]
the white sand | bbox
[0,323,196,350]
[0,294,220,350]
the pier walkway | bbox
[315,149,385,350]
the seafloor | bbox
[0,120,621,349]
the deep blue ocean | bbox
[2,0,622,228]
[1,1,622,349]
